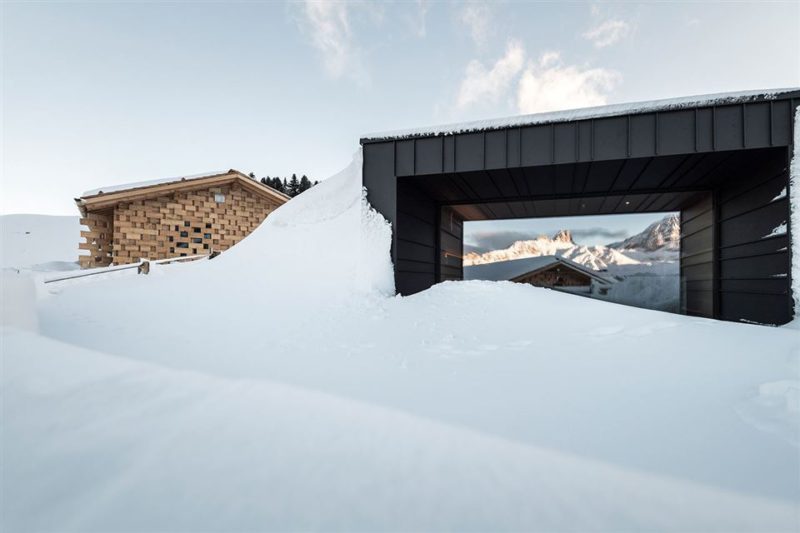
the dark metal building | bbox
[361,89,799,325]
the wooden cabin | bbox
[75,170,289,268]
[464,255,611,294]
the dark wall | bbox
[439,206,464,282]
[717,148,792,324]
[395,180,437,295]
[680,193,714,317]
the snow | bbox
[82,170,230,197]
[362,88,799,141]
[1,214,81,271]
[3,150,800,531]
[765,222,788,238]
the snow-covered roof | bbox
[362,88,800,142]
[464,255,611,284]
[82,170,232,197]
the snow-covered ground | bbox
[2,153,799,531]
[1,214,81,271]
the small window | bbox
[205,223,212,229]
[203,233,212,239]
[214,193,225,203]
[193,227,201,233]
[169,247,175,253]
[184,221,190,227]
[174,225,179,231]
[203,243,209,249]
[192,238,202,244]
[180,253,187,257]
[193,248,198,254]
[168,236,174,242]
[177,242,189,249]
[180,231,188,238]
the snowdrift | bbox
[3,149,800,531]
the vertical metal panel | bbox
[714,105,745,150]
[485,130,507,169]
[395,140,415,176]
[695,108,714,152]
[506,128,521,167]
[455,133,484,171]
[630,114,656,157]
[414,137,443,175]
[363,141,396,228]
[443,136,455,172]
[521,125,552,166]
[658,110,696,155]
[578,121,592,161]
[770,100,792,146]
[593,117,628,160]
[554,123,577,163]
[744,103,771,148]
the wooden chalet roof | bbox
[76,170,290,213]
[464,255,612,285]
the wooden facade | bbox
[77,171,288,268]
[513,265,592,288]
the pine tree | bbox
[287,174,300,197]
[299,175,311,193]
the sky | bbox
[2,2,799,244]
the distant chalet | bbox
[75,170,289,268]
[465,255,611,295]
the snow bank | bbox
[4,327,798,532]
[1,214,81,271]
[206,150,394,299]
[5,150,800,531]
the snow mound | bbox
[1,214,81,271]
[204,150,394,298]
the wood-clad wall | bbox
[80,183,279,268]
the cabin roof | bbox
[464,255,612,285]
[76,169,290,213]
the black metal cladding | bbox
[361,91,799,325]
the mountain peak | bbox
[552,229,574,244]
[609,214,680,251]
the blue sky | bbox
[3,2,798,243]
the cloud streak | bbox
[301,1,368,85]
[457,41,525,108]
[517,52,620,113]
[583,18,631,48]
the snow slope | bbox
[1,214,81,271]
[3,151,799,531]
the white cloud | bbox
[459,3,491,46]
[301,1,368,84]
[517,52,620,113]
[412,0,429,38]
[583,18,630,48]
[457,41,525,108]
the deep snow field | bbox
[2,153,800,532]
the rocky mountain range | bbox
[463,215,680,270]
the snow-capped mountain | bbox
[609,214,680,251]
[463,230,640,270]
